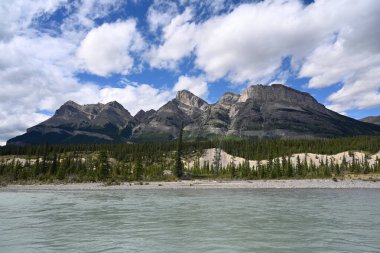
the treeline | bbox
[1,135,380,160]
[191,154,380,180]
[0,135,379,183]
[219,135,380,160]
[0,150,177,183]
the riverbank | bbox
[1,179,380,191]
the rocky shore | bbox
[1,179,380,191]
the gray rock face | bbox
[176,90,210,111]
[44,100,134,129]
[134,109,156,124]
[239,84,321,107]
[361,116,380,125]
[7,84,380,145]
[8,101,136,145]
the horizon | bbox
[1,0,380,145]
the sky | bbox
[1,0,380,145]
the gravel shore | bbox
[1,179,380,191]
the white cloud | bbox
[61,0,123,31]
[326,67,380,113]
[0,0,67,41]
[147,8,197,69]
[77,20,145,76]
[298,1,380,111]
[179,0,234,17]
[99,84,173,115]
[0,113,50,146]
[148,0,380,111]
[172,75,209,99]
[148,0,320,81]
[147,0,179,32]
[0,30,80,143]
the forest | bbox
[0,134,380,184]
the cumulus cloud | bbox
[61,0,123,32]
[148,0,317,81]
[147,8,196,69]
[299,1,380,111]
[172,75,209,98]
[148,0,380,112]
[77,20,145,76]
[326,67,380,114]
[99,84,173,115]
[0,113,49,146]
[0,0,66,41]
[0,30,80,144]
[147,0,179,32]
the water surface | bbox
[1,189,379,252]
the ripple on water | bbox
[0,189,380,253]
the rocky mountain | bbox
[7,84,380,145]
[8,101,136,145]
[360,116,380,125]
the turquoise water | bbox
[0,189,379,252]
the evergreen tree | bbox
[175,122,184,179]
[49,153,58,176]
[228,161,236,179]
[32,156,40,179]
[286,156,294,178]
[97,150,109,180]
[135,155,143,181]
[241,159,250,178]
[296,155,302,177]
[56,161,65,180]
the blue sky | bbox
[0,0,379,144]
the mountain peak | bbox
[56,100,83,116]
[217,92,241,106]
[176,89,196,99]
[175,90,209,110]
[106,101,125,110]
[238,84,322,109]
[63,100,81,108]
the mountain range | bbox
[7,84,380,145]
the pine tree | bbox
[135,155,143,181]
[286,156,294,178]
[241,159,250,178]
[175,122,184,179]
[56,162,65,180]
[296,155,302,177]
[32,156,40,179]
[49,153,58,176]
[229,161,236,179]
[98,150,109,180]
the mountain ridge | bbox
[361,116,380,126]
[7,84,380,145]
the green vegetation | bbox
[0,135,379,183]
[175,122,184,179]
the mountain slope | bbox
[7,84,380,145]
[132,84,380,140]
[7,101,136,145]
[361,116,380,125]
